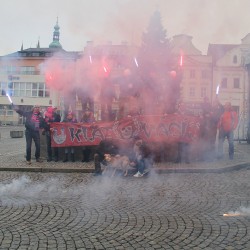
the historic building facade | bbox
[0,21,249,141]
[0,20,78,124]
[208,34,250,139]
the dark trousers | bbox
[136,158,146,174]
[82,146,91,162]
[46,132,58,160]
[25,130,40,161]
[94,153,102,174]
[218,130,234,159]
[175,142,190,163]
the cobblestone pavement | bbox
[0,126,250,249]
[0,168,250,249]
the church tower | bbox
[49,17,62,49]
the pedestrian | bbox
[174,102,191,164]
[217,102,238,160]
[200,96,213,161]
[80,107,96,162]
[209,98,224,159]
[62,111,77,162]
[43,106,61,162]
[14,105,45,164]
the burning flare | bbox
[6,93,13,104]
[179,55,183,67]
[89,55,92,64]
[134,57,139,67]
[223,213,241,217]
[216,85,220,95]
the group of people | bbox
[93,136,152,177]
[201,97,238,161]
[175,97,239,164]
[14,103,152,177]
[14,97,238,177]
[14,105,96,164]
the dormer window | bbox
[32,52,39,57]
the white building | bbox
[0,20,78,125]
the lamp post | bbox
[3,106,7,126]
[245,53,250,144]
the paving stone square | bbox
[0,126,249,249]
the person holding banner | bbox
[80,107,96,162]
[43,106,61,162]
[14,105,45,164]
[62,111,78,162]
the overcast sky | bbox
[1,0,250,56]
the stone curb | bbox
[154,162,250,174]
[0,162,249,174]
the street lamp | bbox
[3,106,7,126]
[245,52,250,144]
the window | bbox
[13,82,20,96]
[232,106,239,113]
[201,70,210,79]
[31,82,49,97]
[233,55,237,64]
[7,110,13,116]
[0,82,7,95]
[201,87,207,97]
[20,83,25,96]
[233,78,240,88]
[32,83,38,96]
[189,87,195,97]
[0,105,13,115]
[190,70,195,79]
[221,78,227,88]
[0,65,18,74]
[38,83,44,97]
[2,82,50,97]
[26,83,32,97]
[7,82,13,96]
[20,66,35,75]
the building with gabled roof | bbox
[208,36,250,140]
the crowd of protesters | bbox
[13,96,239,177]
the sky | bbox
[1,0,250,56]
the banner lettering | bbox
[51,115,201,147]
